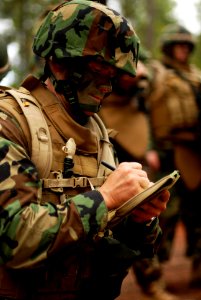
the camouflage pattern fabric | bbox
[33,0,140,76]
[0,92,161,299]
[0,0,162,295]
[0,113,108,268]
[0,110,161,266]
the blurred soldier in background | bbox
[99,49,151,166]
[135,24,201,300]
[0,35,10,82]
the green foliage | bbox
[0,0,201,84]
[119,0,177,58]
[0,0,55,85]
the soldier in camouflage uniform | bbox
[135,24,201,300]
[0,35,10,82]
[0,1,170,299]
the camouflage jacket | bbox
[0,76,161,299]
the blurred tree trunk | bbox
[145,0,155,49]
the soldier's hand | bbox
[130,189,170,223]
[99,162,150,210]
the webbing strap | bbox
[6,88,53,178]
[42,176,106,189]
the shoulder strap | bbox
[93,113,116,176]
[5,87,53,178]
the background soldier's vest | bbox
[0,76,118,299]
[148,60,200,141]
[148,60,201,190]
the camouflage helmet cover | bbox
[32,0,140,76]
[160,24,195,53]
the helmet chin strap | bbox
[79,103,101,113]
[42,63,89,125]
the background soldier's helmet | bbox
[160,24,195,55]
[32,0,140,76]
[0,36,10,81]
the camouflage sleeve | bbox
[0,115,108,269]
[113,217,162,258]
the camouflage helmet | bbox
[160,24,195,55]
[32,0,140,76]
[0,36,10,81]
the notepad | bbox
[107,170,180,228]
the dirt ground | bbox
[117,221,201,300]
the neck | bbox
[45,78,89,125]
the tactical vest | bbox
[148,60,201,190]
[0,75,117,299]
[148,60,200,143]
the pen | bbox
[101,160,116,171]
